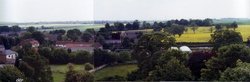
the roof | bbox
[0,45,4,48]
[105,40,122,44]
[180,46,192,52]
[20,39,39,45]
[56,41,102,48]
[56,41,88,44]
[171,47,179,50]
[92,43,103,48]
[4,50,18,56]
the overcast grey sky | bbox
[0,0,93,23]
[0,0,249,22]
[94,0,250,20]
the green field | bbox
[38,24,103,31]
[50,64,85,82]
[94,64,138,80]
[175,25,250,42]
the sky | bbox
[0,0,93,23]
[0,0,249,23]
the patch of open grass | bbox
[50,64,85,82]
[94,64,138,81]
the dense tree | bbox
[148,58,193,81]
[125,23,133,30]
[114,22,125,31]
[220,60,250,81]
[81,32,93,42]
[38,47,52,60]
[50,48,70,64]
[21,32,32,39]
[10,25,22,32]
[17,61,35,82]
[231,21,238,30]
[85,28,96,35]
[105,23,111,29]
[94,49,116,66]
[133,33,175,58]
[0,65,26,82]
[26,26,36,33]
[84,63,94,71]
[129,49,191,81]
[188,51,215,80]
[131,33,176,80]
[167,24,185,37]
[56,35,63,41]
[100,75,127,81]
[179,19,189,26]
[117,51,132,63]
[215,24,223,31]
[98,28,111,39]
[66,29,82,41]
[121,37,134,49]
[200,44,250,80]
[16,46,53,82]
[142,21,151,29]
[203,18,213,26]
[152,22,161,31]
[95,34,105,45]
[0,26,10,33]
[210,30,243,50]
[190,22,198,34]
[132,20,140,30]
[65,63,94,82]
[68,71,94,82]
[31,31,45,44]
[49,29,66,35]
[73,51,92,64]
[158,22,166,28]
[0,36,20,49]
[247,36,250,47]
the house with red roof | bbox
[0,45,18,64]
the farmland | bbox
[175,25,250,42]
[18,24,104,31]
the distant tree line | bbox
[101,19,213,32]
[214,21,238,31]
[0,25,22,33]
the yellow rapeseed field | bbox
[175,25,250,42]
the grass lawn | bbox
[175,25,250,42]
[50,64,85,82]
[94,64,138,80]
